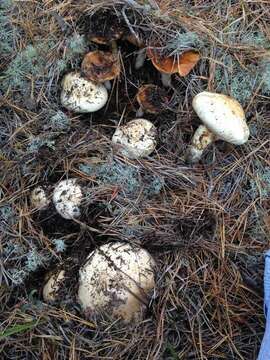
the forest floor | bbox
[1,1,270,359]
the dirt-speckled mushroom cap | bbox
[136,84,168,114]
[192,92,250,145]
[60,72,108,113]
[112,118,157,159]
[43,270,65,302]
[30,186,50,209]
[53,179,83,220]
[88,9,124,45]
[78,242,156,322]
[81,51,120,83]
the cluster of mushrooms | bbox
[30,21,250,323]
[60,23,250,163]
[31,180,156,323]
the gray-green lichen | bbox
[27,136,55,153]
[167,31,203,53]
[249,164,270,199]
[79,159,164,199]
[45,111,70,132]
[214,54,258,104]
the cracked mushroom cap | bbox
[136,84,168,114]
[60,72,108,113]
[53,179,83,220]
[147,48,200,76]
[78,242,156,322]
[112,118,157,159]
[30,186,50,209]
[192,92,250,145]
[43,270,65,303]
[81,51,120,83]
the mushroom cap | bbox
[112,118,157,159]
[30,186,50,209]
[136,84,168,114]
[53,179,83,220]
[88,10,124,44]
[147,48,200,76]
[60,72,108,113]
[43,270,65,302]
[192,92,250,145]
[78,242,156,322]
[81,51,120,83]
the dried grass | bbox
[1,0,270,359]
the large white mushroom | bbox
[60,72,108,113]
[112,118,157,159]
[53,179,83,220]
[30,186,50,210]
[78,242,156,322]
[43,269,66,303]
[186,92,250,163]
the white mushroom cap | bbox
[30,186,50,209]
[60,72,108,113]
[53,179,83,220]
[192,92,249,145]
[112,118,157,159]
[43,270,65,302]
[78,242,156,322]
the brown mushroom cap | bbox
[136,84,169,114]
[147,48,200,76]
[81,51,120,83]
[88,10,125,45]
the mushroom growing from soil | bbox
[60,72,108,113]
[124,34,146,70]
[87,9,125,55]
[81,50,120,90]
[147,48,200,87]
[43,269,65,303]
[30,186,50,210]
[186,92,250,163]
[78,242,156,322]
[136,84,169,116]
[53,179,83,220]
[112,118,158,159]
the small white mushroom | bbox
[43,270,65,302]
[60,72,108,113]
[78,242,156,322]
[53,179,83,220]
[30,186,50,210]
[112,118,157,159]
[186,92,250,163]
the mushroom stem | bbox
[104,80,111,90]
[111,40,118,56]
[186,125,216,164]
[161,73,172,87]
[135,49,146,70]
[136,106,144,117]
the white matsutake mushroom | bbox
[53,179,83,220]
[112,118,157,159]
[43,270,66,302]
[186,92,250,163]
[30,186,50,210]
[78,242,156,322]
[60,72,108,113]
